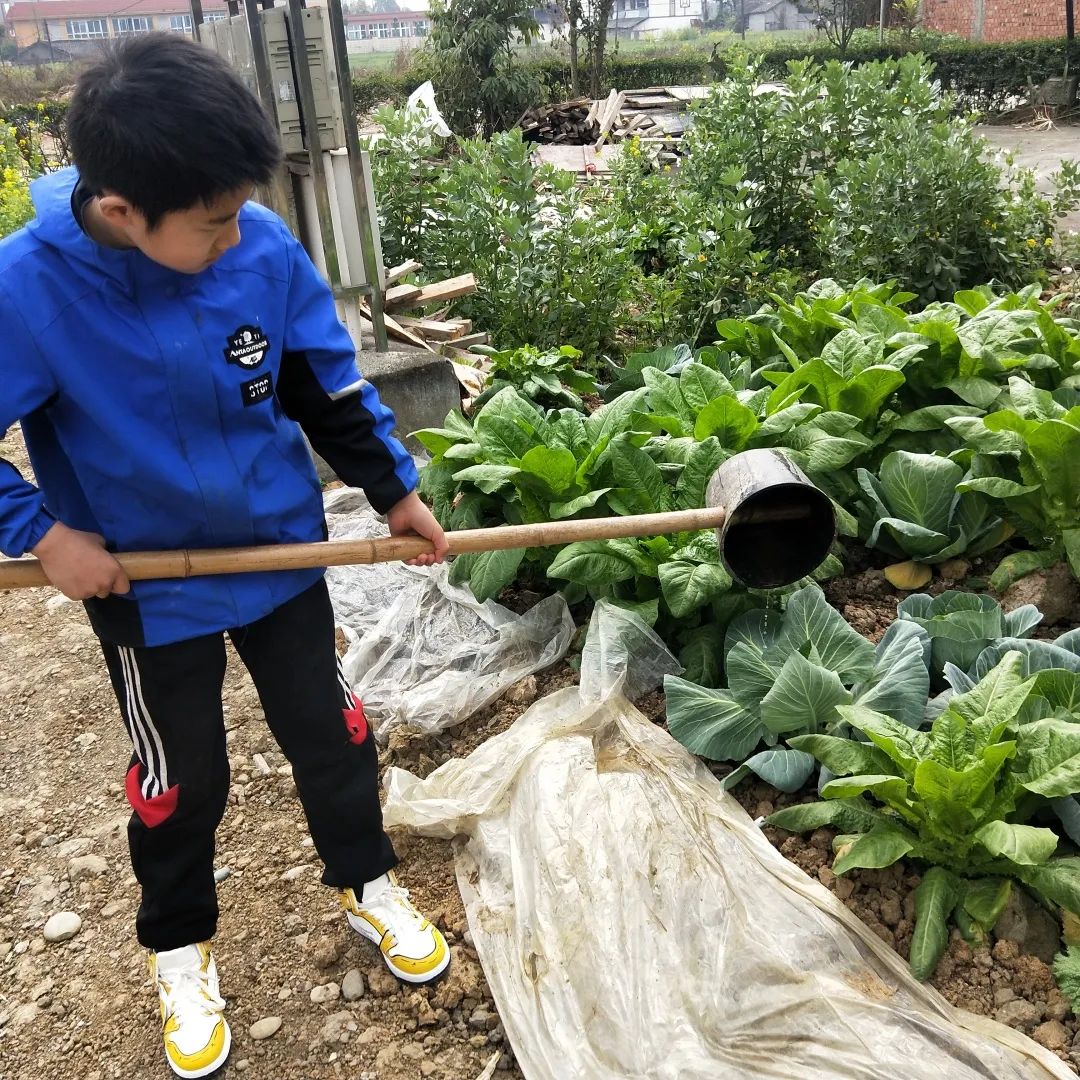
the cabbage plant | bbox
[665,585,929,793]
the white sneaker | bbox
[340,871,451,985]
[150,942,231,1079]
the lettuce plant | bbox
[896,590,1041,686]
[855,451,1009,576]
[664,585,929,792]
[952,377,1080,585]
[471,344,598,413]
[768,653,1080,981]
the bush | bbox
[679,54,1080,304]
[354,35,1080,122]
[0,122,35,238]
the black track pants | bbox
[98,578,396,951]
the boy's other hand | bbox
[385,491,449,567]
[31,522,132,600]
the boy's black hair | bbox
[67,33,282,228]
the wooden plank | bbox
[358,302,436,353]
[450,331,489,348]
[594,89,621,147]
[384,282,423,307]
[395,316,467,342]
[387,273,478,311]
[384,259,422,286]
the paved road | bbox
[977,124,1080,235]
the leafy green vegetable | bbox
[471,344,599,412]
[855,451,1009,565]
[953,377,1080,580]
[768,653,1080,981]
[665,585,929,792]
[896,591,1041,686]
[1052,946,1080,1015]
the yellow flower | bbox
[697,253,706,263]
[1044,237,1054,247]
[36,102,45,112]
[1026,238,1038,248]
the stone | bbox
[310,350,460,482]
[993,988,1016,1007]
[74,733,99,751]
[310,982,340,1005]
[311,936,339,969]
[1002,564,1079,628]
[1033,1019,1069,1052]
[937,559,971,584]
[341,968,366,1002]
[319,1010,356,1045]
[879,896,902,927]
[68,855,108,882]
[43,912,82,943]
[469,1008,499,1032]
[833,877,855,901]
[817,865,836,889]
[504,676,538,706]
[366,966,400,998]
[995,999,1041,1031]
[280,866,312,882]
[248,1016,281,1041]
[11,1003,40,1028]
[99,901,125,919]
[994,887,1062,965]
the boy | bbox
[0,33,451,1079]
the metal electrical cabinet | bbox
[198,0,388,350]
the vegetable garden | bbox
[384,54,1080,1063]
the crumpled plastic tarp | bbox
[384,601,1073,1080]
[323,486,575,740]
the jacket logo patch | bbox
[240,373,274,407]
[225,325,270,369]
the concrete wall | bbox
[10,13,214,47]
[922,0,1066,42]
[748,2,815,32]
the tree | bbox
[810,0,874,55]
[556,0,617,99]
[425,0,541,137]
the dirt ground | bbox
[0,425,539,1080]
[5,416,1080,1079]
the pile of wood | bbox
[359,262,489,359]
[517,98,599,144]
[592,86,704,161]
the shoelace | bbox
[161,966,226,1025]
[370,884,421,919]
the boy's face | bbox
[96,186,253,275]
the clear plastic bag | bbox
[384,600,1072,1080]
[324,487,574,740]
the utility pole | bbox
[1067,0,1075,42]
[879,0,887,41]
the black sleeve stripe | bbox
[276,351,410,513]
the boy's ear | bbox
[96,193,142,231]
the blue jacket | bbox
[0,168,417,646]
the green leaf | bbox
[910,867,962,981]
[974,821,1058,866]
[692,395,759,450]
[959,878,1012,934]
[840,704,931,775]
[765,798,892,835]
[852,620,931,729]
[732,748,817,794]
[466,548,526,604]
[679,364,736,414]
[549,489,612,520]
[659,560,732,619]
[1015,719,1080,798]
[547,541,639,587]
[821,328,877,376]
[990,549,1063,593]
[775,586,876,683]
[452,463,522,494]
[949,652,1034,728]
[664,676,768,761]
[821,774,911,804]
[759,651,853,737]
[473,388,542,461]
[832,823,915,875]
[676,437,726,510]
[787,733,896,777]
[877,452,964,537]
[678,625,726,688]
[516,445,578,497]
[1019,858,1080,914]
[643,367,691,424]
[585,388,649,449]
[838,367,906,421]
[608,440,671,515]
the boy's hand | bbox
[385,491,449,567]
[31,522,131,600]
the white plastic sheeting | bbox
[384,602,1073,1080]
[323,487,575,740]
